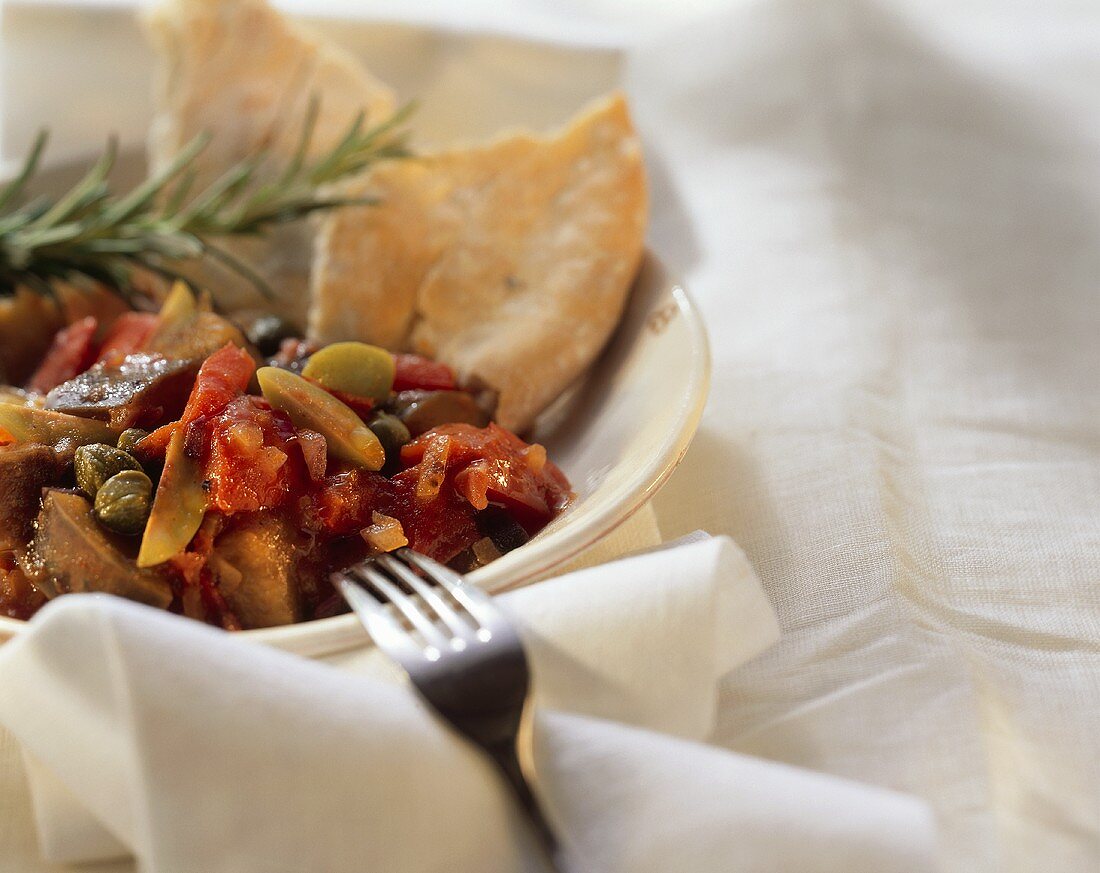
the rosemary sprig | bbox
[0,100,414,301]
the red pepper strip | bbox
[325,387,376,419]
[392,353,457,392]
[25,317,99,394]
[96,312,159,365]
[177,344,257,425]
[135,344,256,458]
[136,421,176,458]
[402,423,571,533]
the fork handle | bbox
[488,741,567,872]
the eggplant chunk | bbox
[211,514,301,629]
[391,390,491,437]
[45,353,199,430]
[29,490,173,608]
[0,285,129,386]
[0,444,66,550]
[146,312,253,363]
[0,290,66,386]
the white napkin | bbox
[0,537,935,872]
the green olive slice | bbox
[137,428,207,568]
[257,367,385,470]
[301,342,395,403]
[0,404,116,449]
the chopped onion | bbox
[297,429,328,482]
[226,421,265,452]
[523,443,547,473]
[415,435,451,502]
[361,512,409,553]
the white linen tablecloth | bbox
[631,3,1100,871]
[2,0,1100,871]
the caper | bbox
[94,470,153,536]
[368,412,411,465]
[302,342,395,402]
[243,314,296,357]
[116,428,150,456]
[74,444,143,497]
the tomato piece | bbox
[96,312,159,365]
[308,469,394,537]
[179,344,256,427]
[400,422,510,466]
[389,468,480,561]
[402,424,571,532]
[204,397,304,514]
[302,423,569,569]
[136,422,175,459]
[26,317,98,394]
[392,354,457,392]
[305,464,479,564]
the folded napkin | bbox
[0,537,935,872]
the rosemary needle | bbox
[0,99,414,302]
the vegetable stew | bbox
[0,284,571,629]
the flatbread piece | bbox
[146,0,397,326]
[309,92,647,432]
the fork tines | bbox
[333,549,491,658]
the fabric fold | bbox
[0,536,934,872]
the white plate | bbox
[0,155,710,656]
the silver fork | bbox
[333,548,565,871]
